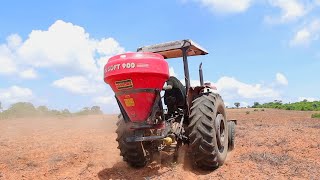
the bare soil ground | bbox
[0,109,319,180]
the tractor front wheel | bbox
[116,115,150,168]
[228,121,236,151]
[188,93,228,170]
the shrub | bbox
[261,109,265,111]
[234,102,240,108]
[246,111,250,115]
[254,109,258,111]
[285,106,292,110]
[311,113,320,118]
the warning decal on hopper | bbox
[124,98,135,107]
[115,79,133,90]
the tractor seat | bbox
[164,76,186,111]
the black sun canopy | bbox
[137,39,208,59]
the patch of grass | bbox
[261,109,265,111]
[254,109,258,111]
[246,111,250,115]
[311,113,320,118]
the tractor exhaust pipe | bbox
[199,62,204,86]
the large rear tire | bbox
[116,115,150,168]
[188,93,228,170]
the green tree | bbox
[37,106,49,113]
[62,109,70,114]
[83,107,90,111]
[91,106,102,114]
[274,100,283,104]
[252,102,260,108]
[234,102,240,108]
[75,107,90,115]
[49,109,62,116]
[6,102,37,117]
[61,109,71,116]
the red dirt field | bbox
[0,109,319,179]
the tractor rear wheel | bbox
[188,93,228,170]
[228,121,236,151]
[116,115,150,168]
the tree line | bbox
[230,99,320,111]
[251,99,320,111]
[0,102,103,119]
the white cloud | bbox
[224,102,230,107]
[215,76,280,99]
[16,20,125,110]
[240,101,249,107]
[92,96,119,113]
[52,76,106,94]
[290,19,320,46]
[276,73,288,85]
[0,20,125,80]
[6,34,22,49]
[0,86,33,104]
[265,0,307,23]
[196,0,252,14]
[19,68,38,79]
[298,97,318,102]
[96,38,124,56]
[169,67,177,77]
[183,75,282,105]
[190,79,201,86]
[18,20,124,76]
[92,95,115,105]
[291,29,311,45]
[0,45,17,75]
[180,79,203,87]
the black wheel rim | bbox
[215,114,226,153]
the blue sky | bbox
[0,0,320,112]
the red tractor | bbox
[104,40,236,170]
